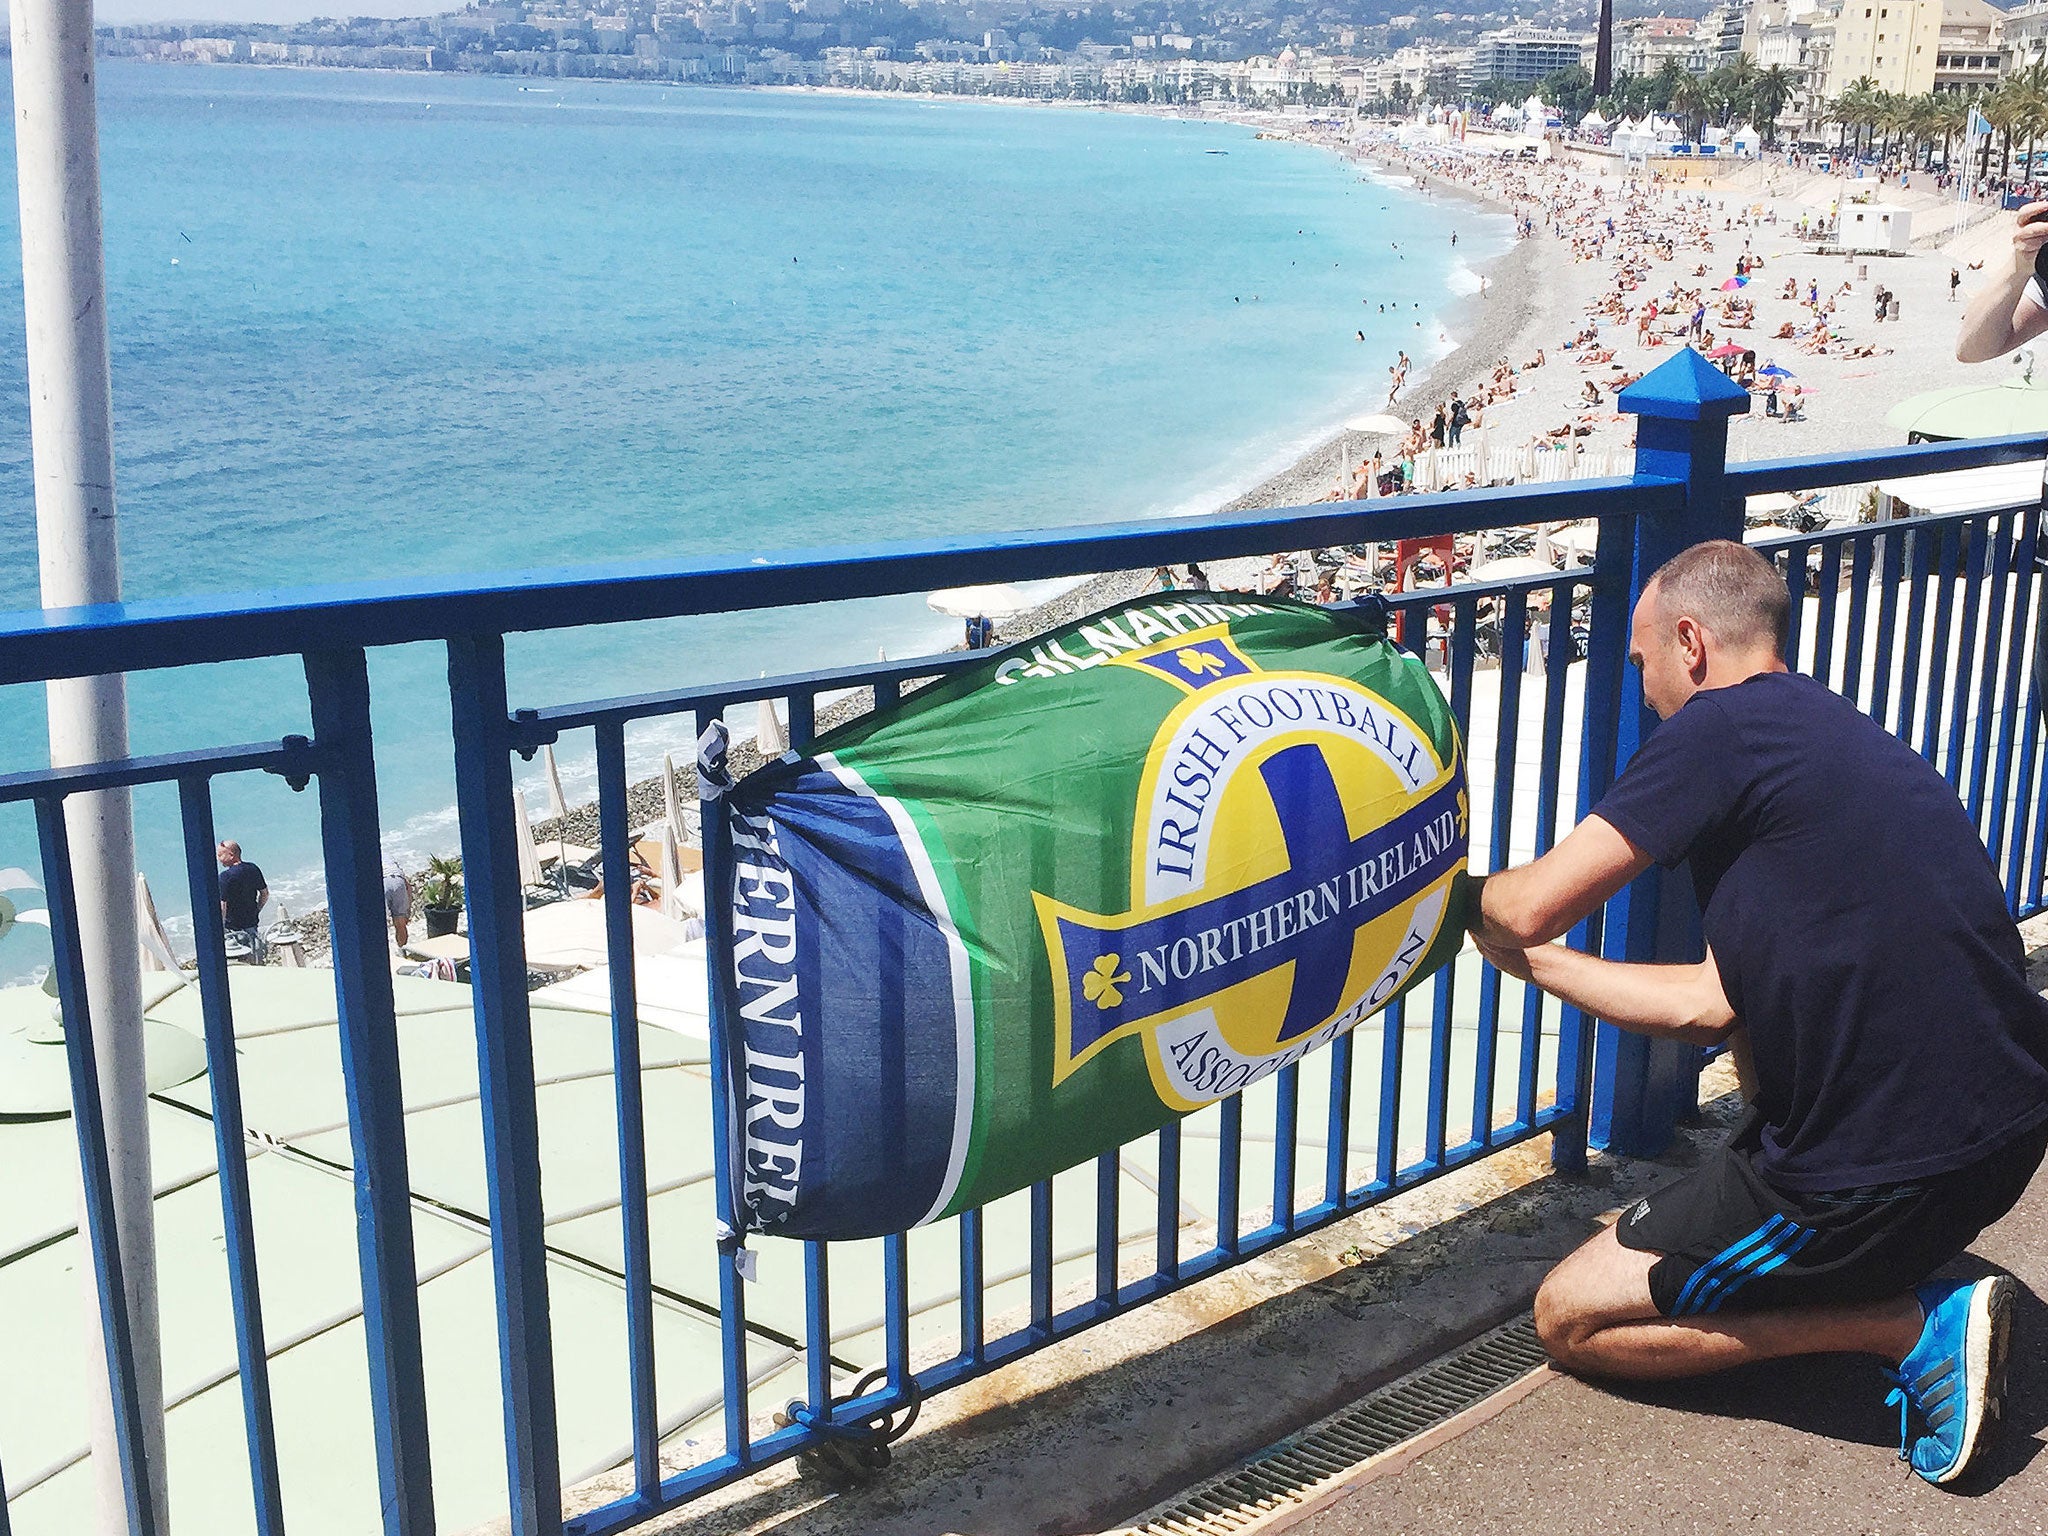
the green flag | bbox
[721,592,1469,1240]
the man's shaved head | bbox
[1646,539,1789,658]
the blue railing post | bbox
[1595,349,1750,1156]
[303,649,438,1536]
[447,637,564,1536]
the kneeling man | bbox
[1472,540,2048,1485]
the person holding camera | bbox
[1956,202,2048,361]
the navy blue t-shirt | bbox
[1594,670,2048,1191]
[219,861,266,930]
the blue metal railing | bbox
[2,362,2045,1536]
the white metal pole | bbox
[8,5,168,1533]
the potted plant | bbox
[420,855,463,939]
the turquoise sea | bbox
[0,62,1500,941]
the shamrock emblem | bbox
[1082,954,1130,1010]
[1456,788,1470,838]
[1177,647,1225,678]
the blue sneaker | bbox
[1884,1274,2015,1485]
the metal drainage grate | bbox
[1121,1314,1549,1536]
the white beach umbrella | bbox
[1345,413,1409,437]
[1472,423,1492,484]
[1549,520,1601,562]
[927,584,1034,620]
[1518,439,1540,482]
[1566,434,1583,479]
[1463,556,1561,584]
[659,824,691,923]
[661,750,689,847]
[757,697,790,757]
[513,789,544,890]
[135,873,177,973]
[539,742,570,823]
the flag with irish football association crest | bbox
[720,592,1469,1240]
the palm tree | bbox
[1750,64,1795,147]
[1874,92,1916,161]
[1719,53,1759,126]
[1669,74,1710,145]
[1986,75,2034,180]
[1649,57,1685,114]
[1927,90,1968,171]
[1828,80,1875,155]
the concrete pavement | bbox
[1289,1157,2048,1536]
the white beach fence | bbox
[1412,437,1631,490]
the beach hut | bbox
[1837,203,1911,255]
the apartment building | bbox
[1615,15,1709,76]
[1465,25,1589,84]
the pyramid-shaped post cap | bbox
[1617,347,1753,422]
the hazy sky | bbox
[96,1,439,22]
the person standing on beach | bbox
[1951,267,1963,303]
[1957,203,2048,360]
[1448,394,1469,447]
[218,840,268,963]
[384,855,412,949]
[1429,404,1447,448]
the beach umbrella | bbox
[927,584,1033,620]
[1462,556,1559,584]
[1759,364,1795,380]
[0,982,207,1116]
[539,743,570,823]
[757,696,790,757]
[661,750,689,847]
[1344,413,1409,436]
[1708,342,1746,359]
[513,788,544,889]
[1565,434,1583,478]
[1720,276,1748,290]
[1885,371,2048,441]
[659,824,691,923]
[1517,438,1539,482]
[1746,492,1799,519]
[1744,523,1803,543]
[135,873,178,973]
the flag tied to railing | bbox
[717,593,1470,1240]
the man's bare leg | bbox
[1534,1223,1925,1381]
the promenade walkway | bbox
[1290,1142,2048,1536]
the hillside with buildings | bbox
[83,0,2048,156]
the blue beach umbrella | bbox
[1759,364,1795,380]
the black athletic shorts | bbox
[1615,1115,2048,1318]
